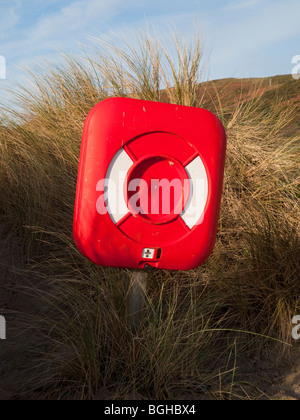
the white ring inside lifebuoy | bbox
[181,156,208,229]
[105,147,208,229]
[105,148,134,224]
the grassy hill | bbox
[0,33,299,400]
[200,74,300,107]
[198,75,300,135]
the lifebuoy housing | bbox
[74,98,226,270]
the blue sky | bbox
[0,0,299,103]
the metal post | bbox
[127,271,148,334]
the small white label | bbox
[142,248,155,259]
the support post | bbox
[127,271,148,334]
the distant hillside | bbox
[199,74,300,107]
[198,75,300,135]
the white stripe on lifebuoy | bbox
[105,148,133,224]
[180,156,208,229]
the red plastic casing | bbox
[74,97,226,270]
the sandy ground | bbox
[271,352,300,400]
[0,234,299,400]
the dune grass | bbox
[0,31,299,399]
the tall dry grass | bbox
[0,31,299,399]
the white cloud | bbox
[28,0,136,42]
[0,6,20,40]
[0,0,140,104]
[215,0,300,54]
[224,0,265,11]
[1,0,141,66]
[209,0,300,78]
